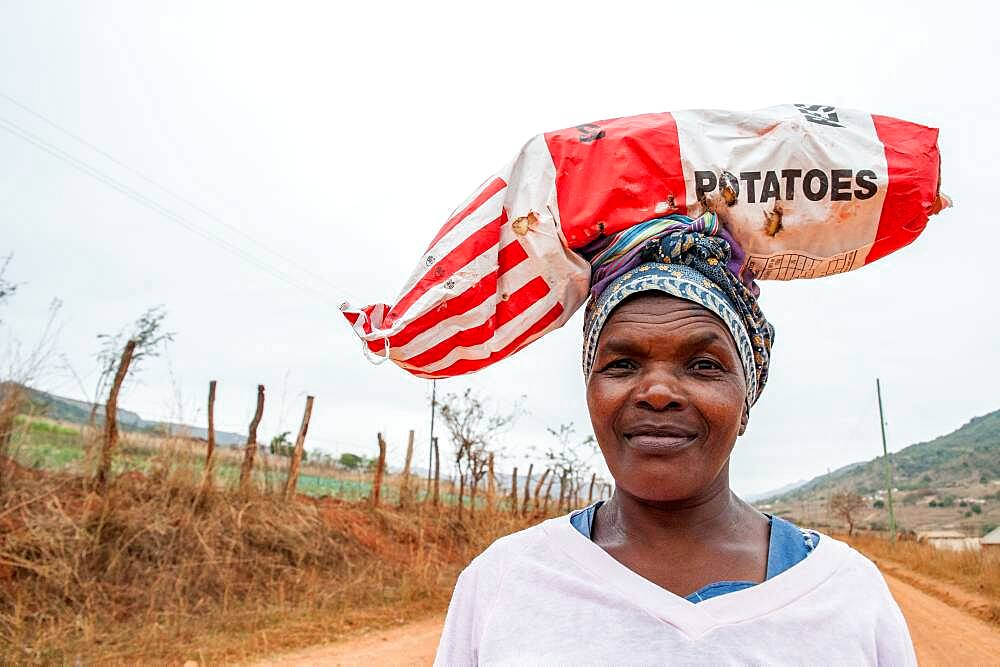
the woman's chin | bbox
[615,476,709,504]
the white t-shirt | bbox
[435,513,915,666]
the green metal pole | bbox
[876,378,896,543]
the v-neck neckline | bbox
[542,514,847,639]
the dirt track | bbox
[883,572,1000,666]
[259,574,1000,666]
[255,616,443,667]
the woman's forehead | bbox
[604,292,727,327]
[598,294,738,350]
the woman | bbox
[434,215,915,665]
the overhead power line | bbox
[0,90,342,294]
[0,112,335,305]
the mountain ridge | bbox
[764,409,1000,503]
[17,384,247,446]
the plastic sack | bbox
[342,104,945,378]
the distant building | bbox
[916,530,981,552]
[982,527,1000,550]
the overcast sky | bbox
[2,0,996,497]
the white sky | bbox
[2,0,996,496]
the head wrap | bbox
[581,212,774,407]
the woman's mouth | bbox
[623,425,699,453]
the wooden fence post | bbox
[238,385,265,493]
[532,468,550,515]
[587,472,597,505]
[521,463,534,516]
[95,339,136,493]
[557,472,568,513]
[432,436,440,508]
[400,429,415,508]
[0,383,23,458]
[372,432,387,507]
[283,395,315,499]
[542,475,554,515]
[486,453,496,513]
[200,380,218,495]
[506,466,517,514]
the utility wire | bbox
[0,114,334,305]
[0,89,343,295]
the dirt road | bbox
[883,572,1000,666]
[255,616,443,667]
[260,575,1000,666]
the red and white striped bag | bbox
[341,105,945,378]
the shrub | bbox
[972,504,983,514]
[873,499,885,509]
[338,452,369,470]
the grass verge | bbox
[0,459,538,664]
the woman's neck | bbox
[594,466,763,550]
[590,466,771,593]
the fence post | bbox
[509,467,518,514]
[542,474,554,515]
[283,395,315,499]
[533,469,550,515]
[372,432,387,507]
[587,472,597,505]
[400,429,415,508]
[95,339,137,493]
[557,472,568,513]
[432,436,440,508]
[521,463,534,516]
[238,385,265,493]
[486,453,496,513]
[201,380,218,495]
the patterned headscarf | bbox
[581,212,774,407]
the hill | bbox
[744,478,809,503]
[767,409,1000,504]
[15,383,246,446]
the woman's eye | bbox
[691,358,723,372]
[602,358,637,372]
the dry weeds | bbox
[0,459,538,664]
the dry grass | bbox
[0,459,539,664]
[845,532,1000,625]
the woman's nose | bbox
[633,368,687,411]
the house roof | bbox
[916,530,966,540]
[982,527,1000,544]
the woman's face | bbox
[586,293,748,503]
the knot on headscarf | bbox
[581,212,774,406]
[638,228,774,402]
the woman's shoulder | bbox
[465,517,555,573]
[447,518,559,613]
[806,531,893,587]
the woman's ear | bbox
[738,407,749,436]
